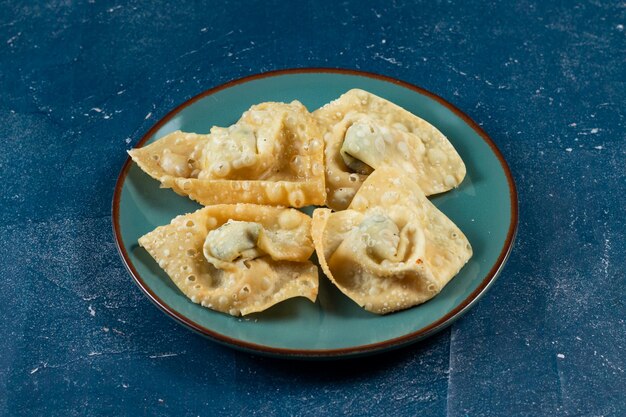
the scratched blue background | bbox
[1,1,625,416]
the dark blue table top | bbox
[1,1,624,416]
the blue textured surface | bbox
[1,1,624,416]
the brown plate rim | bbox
[111,67,519,359]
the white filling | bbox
[201,124,260,177]
[159,149,192,177]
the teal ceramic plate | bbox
[113,69,518,359]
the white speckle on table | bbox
[565,148,572,152]
[6,32,21,46]
[200,27,208,32]
[117,89,125,95]
[569,122,577,127]
[617,24,624,31]
[577,128,600,136]
[448,65,467,76]
[121,383,129,389]
[594,145,604,150]
[373,53,401,66]
[381,38,386,44]
[601,235,611,277]
[145,112,152,119]
[149,352,184,359]
[557,353,565,359]
[88,305,96,316]
[125,137,131,144]
[30,362,48,374]
[91,107,102,113]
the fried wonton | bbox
[312,166,472,314]
[129,101,326,208]
[313,89,466,210]
[139,204,319,316]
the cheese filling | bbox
[199,124,261,179]
[159,149,193,177]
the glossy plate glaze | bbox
[112,69,518,359]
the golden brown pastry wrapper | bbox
[129,101,325,208]
[312,166,472,314]
[139,204,318,316]
[313,89,465,210]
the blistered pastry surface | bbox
[312,166,472,314]
[139,204,318,316]
[129,101,326,207]
[313,89,466,210]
